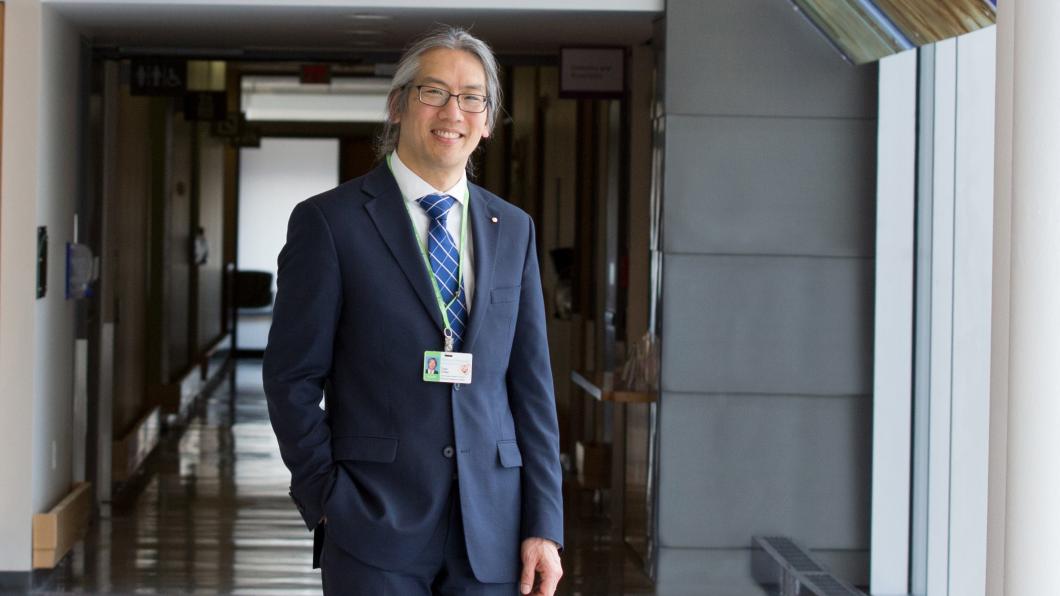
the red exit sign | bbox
[300,64,332,85]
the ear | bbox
[481,127,491,139]
[387,92,402,124]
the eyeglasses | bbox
[415,85,489,114]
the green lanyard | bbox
[387,154,470,350]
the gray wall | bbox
[657,1,877,592]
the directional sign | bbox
[130,59,187,96]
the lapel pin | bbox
[491,216,499,223]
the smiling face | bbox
[393,48,491,189]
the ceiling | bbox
[47,2,661,58]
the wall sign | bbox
[130,58,187,96]
[37,227,48,299]
[66,242,97,300]
[560,48,625,98]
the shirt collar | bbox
[390,151,468,206]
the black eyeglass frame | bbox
[414,85,489,114]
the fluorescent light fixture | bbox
[241,76,390,122]
[347,13,394,21]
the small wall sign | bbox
[130,58,187,96]
[37,226,48,299]
[560,48,625,98]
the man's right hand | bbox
[519,538,563,595]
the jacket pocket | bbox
[333,436,399,463]
[491,286,521,304]
[497,440,523,468]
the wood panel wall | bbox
[196,123,226,351]
[108,88,155,436]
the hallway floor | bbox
[36,361,656,595]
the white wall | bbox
[896,26,998,596]
[986,8,1013,596]
[0,0,83,571]
[871,48,916,596]
[946,27,995,596]
[33,1,82,518]
[237,137,339,349]
[0,0,44,572]
[874,28,998,596]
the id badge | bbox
[423,351,473,384]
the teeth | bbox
[434,130,461,139]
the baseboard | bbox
[111,406,161,483]
[32,482,93,569]
[158,334,235,418]
[0,569,55,592]
[112,343,234,486]
[164,354,234,429]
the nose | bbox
[439,95,463,120]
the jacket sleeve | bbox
[262,199,339,531]
[506,216,565,549]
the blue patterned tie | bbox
[417,194,468,350]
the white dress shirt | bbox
[389,151,475,311]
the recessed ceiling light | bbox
[347,29,385,36]
[351,40,383,47]
[348,13,393,21]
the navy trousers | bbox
[320,484,518,595]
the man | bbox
[263,26,564,596]
[425,356,440,376]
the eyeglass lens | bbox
[418,86,487,113]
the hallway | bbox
[35,361,655,595]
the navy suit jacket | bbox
[262,163,564,583]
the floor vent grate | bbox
[751,536,866,596]
[802,573,865,595]
[759,536,824,573]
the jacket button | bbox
[454,384,461,392]
[442,446,455,458]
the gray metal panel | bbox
[665,0,878,119]
[663,115,877,258]
[656,547,769,596]
[657,392,871,549]
[661,254,873,395]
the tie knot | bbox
[418,194,456,222]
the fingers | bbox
[519,553,538,595]
[535,551,562,596]
[520,538,563,596]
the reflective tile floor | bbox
[35,361,655,595]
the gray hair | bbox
[376,26,502,166]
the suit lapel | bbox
[462,185,499,353]
[363,164,445,334]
